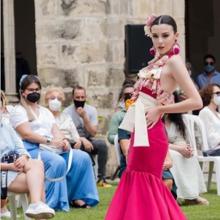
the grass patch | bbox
[17,183,220,220]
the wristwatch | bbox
[46,136,52,144]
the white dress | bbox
[199,106,220,150]
[166,120,207,199]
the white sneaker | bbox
[25,201,55,219]
[0,210,11,218]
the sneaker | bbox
[97,179,112,188]
[25,201,55,219]
[0,209,11,218]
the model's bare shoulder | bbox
[167,54,186,73]
[168,54,183,66]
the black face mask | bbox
[124,93,133,102]
[26,92,41,103]
[74,100,85,109]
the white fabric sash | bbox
[119,92,157,147]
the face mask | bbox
[124,93,133,102]
[204,64,215,73]
[48,98,62,112]
[74,100,85,109]
[213,95,220,106]
[26,92,41,103]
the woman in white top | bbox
[0,90,55,219]
[199,83,220,156]
[10,75,70,211]
[164,92,208,205]
[44,87,99,208]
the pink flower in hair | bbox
[145,15,157,27]
[144,15,157,37]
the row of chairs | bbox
[8,114,220,220]
[184,114,220,196]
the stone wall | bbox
[34,0,185,177]
[35,0,185,136]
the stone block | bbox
[58,0,107,16]
[106,0,120,14]
[107,17,124,39]
[37,43,59,67]
[82,18,107,41]
[35,0,57,18]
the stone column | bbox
[3,0,17,103]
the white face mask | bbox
[213,95,220,106]
[48,98,62,112]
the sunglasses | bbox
[205,61,214,66]
[213,91,220,96]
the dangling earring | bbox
[172,43,180,55]
[149,47,156,56]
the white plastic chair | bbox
[8,192,31,220]
[110,135,121,180]
[183,114,220,196]
[114,135,121,165]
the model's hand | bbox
[146,106,161,129]
[157,89,174,105]
[81,137,94,152]
[14,155,28,169]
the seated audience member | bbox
[196,54,220,89]
[108,83,135,145]
[107,83,134,177]
[199,84,220,156]
[44,87,99,208]
[63,85,111,187]
[0,90,55,219]
[10,75,70,211]
[164,93,208,205]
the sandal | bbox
[70,201,90,208]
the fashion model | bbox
[105,15,202,220]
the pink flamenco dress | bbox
[105,54,187,220]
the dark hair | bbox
[151,15,177,33]
[19,75,41,121]
[203,54,216,64]
[72,85,86,96]
[118,82,135,102]
[19,74,41,92]
[166,92,186,139]
[200,83,220,106]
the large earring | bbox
[172,43,180,55]
[149,47,156,56]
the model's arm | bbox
[159,55,202,114]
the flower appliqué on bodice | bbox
[132,55,170,99]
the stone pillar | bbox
[3,0,17,103]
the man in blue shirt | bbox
[196,54,220,89]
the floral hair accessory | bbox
[144,15,157,37]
